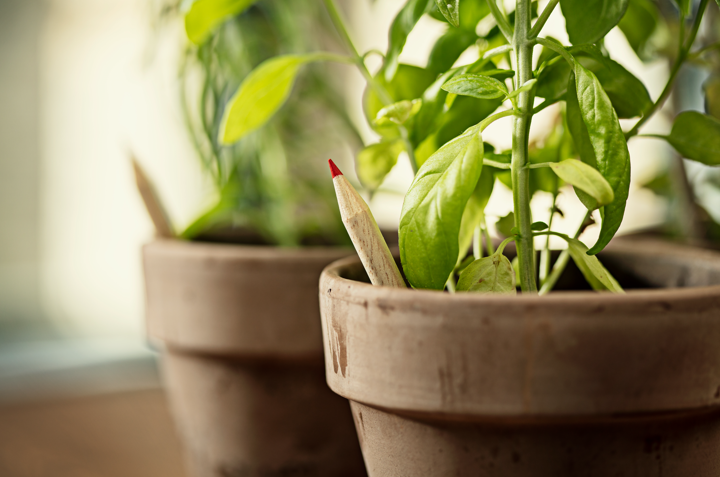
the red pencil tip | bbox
[328,159,343,178]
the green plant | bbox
[170,0,361,246]
[628,1,720,246]
[221,0,720,292]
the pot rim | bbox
[319,238,720,418]
[321,239,720,304]
[145,237,354,261]
[143,238,354,357]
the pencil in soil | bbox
[328,159,405,288]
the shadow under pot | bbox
[319,237,720,477]
[143,239,366,477]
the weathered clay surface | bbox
[144,239,366,477]
[319,238,720,476]
[163,350,366,477]
[351,401,720,477]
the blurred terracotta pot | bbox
[319,238,720,476]
[143,239,366,477]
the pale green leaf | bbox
[506,79,537,100]
[441,73,507,99]
[185,0,257,45]
[549,159,615,208]
[219,55,311,145]
[356,140,405,191]
[566,238,624,292]
[399,128,484,289]
[457,168,495,263]
[456,252,516,293]
[375,99,421,127]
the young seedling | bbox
[219,0,720,294]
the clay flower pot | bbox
[319,238,720,476]
[143,239,366,477]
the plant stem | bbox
[482,44,514,60]
[485,0,514,42]
[539,192,558,285]
[483,215,495,255]
[511,0,537,292]
[446,274,456,293]
[528,0,559,39]
[527,162,555,169]
[535,37,574,65]
[625,0,709,139]
[473,225,483,260]
[479,109,517,131]
[532,96,561,114]
[538,210,590,295]
[483,159,510,169]
[322,0,418,173]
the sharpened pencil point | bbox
[328,159,343,178]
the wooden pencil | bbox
[329,159,406,288]
[131,156,175,239]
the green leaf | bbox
[536,58,569,101]
[506,79,537,100]
[457,168,495,262]
[549,159,615,208]
[399,129,484,289]
[219,55,315,144]
[356,140,406,191]
[459,0,490,29]
[577,53,652,119]
[385,0,435,81]
[560,0,629,45]
[568,66,631,255]
[527,121,573,196]
[365,64,437,139]
[566,238,624,292]
[435,95,502,146]
[435,0,460,27]
[375,99,421,126]
[618,0,659,59]
[441,73,507,99]
[537,51,651,119]
[456,251,516,293]
[412,65,507,146]
[664,111,720,166]
[531,221,549,231]
[185,0,257,45]
[427,30,478,74]
[705,75,720,120]
[495,212,515,238]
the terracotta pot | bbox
[319,238,720,476]
[143,239,366,477]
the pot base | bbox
[163,350,366,477]
[351,401,720,477]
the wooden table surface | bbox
[0,389,187,477]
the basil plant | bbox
[219,0,720,293]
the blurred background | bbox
[0,0,716,475]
